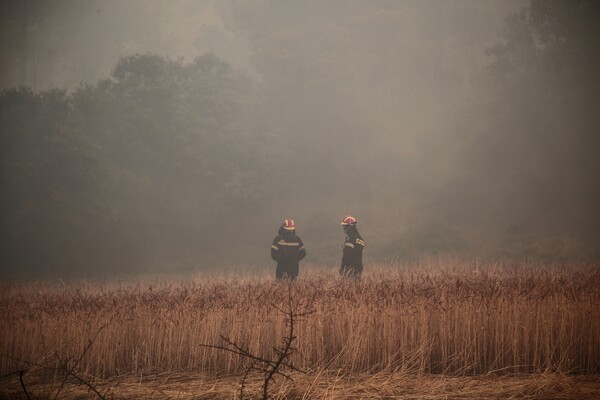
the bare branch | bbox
[53,323,109,400]
[19,370,31,400]
[200,284,312,399]
[61,366,107,400]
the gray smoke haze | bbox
[1,0,599,278]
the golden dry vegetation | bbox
[1,260,599,399]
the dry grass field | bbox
[1,259,599,399]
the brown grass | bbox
[2,370,599,399]
[1,259,599,398]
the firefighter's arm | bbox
[298,237,306,261]
[271,237,279,261]
[341,240,354,267]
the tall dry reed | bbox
[1,260,599,378]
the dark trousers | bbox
[340,265,362,279]
[276,264,299,280]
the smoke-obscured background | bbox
[1,0,599,278]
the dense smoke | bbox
[1,0,599,278]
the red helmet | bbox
[283,219,296,230]
[341,215,357,226]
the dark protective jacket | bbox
[271,227,306,280]
[340,227,364,277]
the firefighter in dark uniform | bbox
[340,215,364,278]
[271,219,306,280]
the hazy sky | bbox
[1,1,252,91]
[0,0,523,92]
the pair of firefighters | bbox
[270,215,364,280]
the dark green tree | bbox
[464,0,600,257]
[1,53,278,276]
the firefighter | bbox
[271,219,306,280]
[340,215,364,278]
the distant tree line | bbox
[1,54,284,275]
